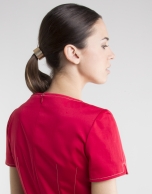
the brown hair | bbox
[25,3,102,93]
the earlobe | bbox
[63,45,80,64]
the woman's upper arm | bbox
[91,178,118,194]
[10,167,24,194]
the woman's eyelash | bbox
[102,45,109,49]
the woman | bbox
[5,3,128,194]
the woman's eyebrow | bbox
[101,37,109,41]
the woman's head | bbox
[25,3,114,93]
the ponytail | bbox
[25,54,52,93]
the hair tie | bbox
[33,47,44,60]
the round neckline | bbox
[33,92,83,102]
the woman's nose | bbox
[109,48,115,60]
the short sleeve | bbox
[85,109,128,182]
[5,112,16,167]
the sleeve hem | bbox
[5,161,16,167]
[89,164,128,182]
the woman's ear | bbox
[63,44,80,64]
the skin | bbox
[45,18,115,101]
[10,18,117,194]
[10,167,24,194]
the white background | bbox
[1,0,152,193]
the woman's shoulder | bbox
[80,100,111,115]
[8,94,112,125]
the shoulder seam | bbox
[86,109,109,142]
[84,109,109,159]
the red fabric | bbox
[5,92,128,194]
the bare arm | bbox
[91,178,118,194]
[10,167,24,194]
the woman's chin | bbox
[91,78,107,84]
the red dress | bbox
[5,92,128,194]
